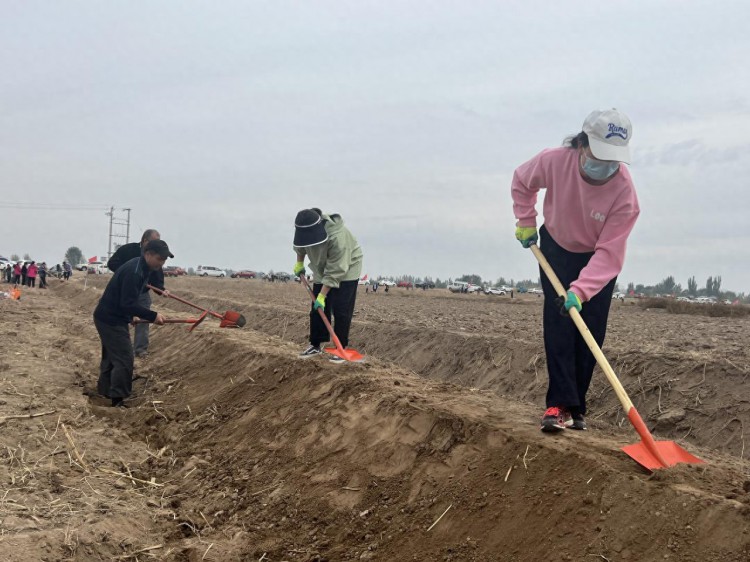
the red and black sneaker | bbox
[540,407,566,432]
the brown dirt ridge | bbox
[0,277,748,561]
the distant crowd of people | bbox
[3,260,73,288]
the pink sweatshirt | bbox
[512,147,640,301]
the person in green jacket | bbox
[293,208,363,363]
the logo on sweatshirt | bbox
[605,123,628,140]
[590,209,606,223]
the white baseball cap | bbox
[582,108,632,164]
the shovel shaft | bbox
[530,245,635,412]
[299,276,348,356]
[147,285,223,320]
[132,318,200,324]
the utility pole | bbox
[106,206,133,261]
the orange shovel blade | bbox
[219,310,246,328]
[323,347,365,363]
[622,407,704,470]
[622,440,704,471]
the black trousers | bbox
[27,277,35,288]
[539,225,616,415]
[94,317,134,399]
[309,280,358,348]
[39,272,47,288]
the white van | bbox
[196,265,226,277]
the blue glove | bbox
[313,293,326,311]
[515,226,538,248]
[559,291,582,315]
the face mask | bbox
[581,153,619,181]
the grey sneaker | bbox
[328,354,346,364]
[299,345,321,358]
[564,412,587,430]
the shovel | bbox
[530,244,703,471]
[147,285,246,328]
[300,276,364,362]
[132,311,209,332]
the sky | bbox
[2,1,749,293]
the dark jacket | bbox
[107,242,165,292]
[94,257,159,326]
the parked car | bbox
[415,281,435,289]
[527,287,543,294]
[196,265,226,277]
[163,266,187,277]
[378,279,396,287]
[358,275,371,285]
[397,281,413,288]
[612,292,625,299]
[76,263,90,271]
[484,287,507,296]
[231,270,256,279]
[448,281,468,293]
[86,261,110,275]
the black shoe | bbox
[565,412,587,430]
[299,345,321,358]
[111,397,128,408]
[540,407,566,432]
[328,354,346,364]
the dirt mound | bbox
[1,279,744,560]
[111,278,750,461]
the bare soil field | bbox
[1,276,749,561]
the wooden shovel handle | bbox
[530,244,634,412]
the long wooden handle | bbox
[530,244,634,411]
[147,285,223,320]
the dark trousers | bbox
[94,317,134,399]
[133,291,151,356]
[39,272,47,288]
[539,225,616,415]
[13,274,21,284]
[27,277,35,288]
[309,280,358,348]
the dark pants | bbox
[94,317,134,399]
[27,277,35,288]
[539,226,616,415]
[39,272,47,288]
[133,291,151,356]
[13,274,20,284]
[310,280,358,348]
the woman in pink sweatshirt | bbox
[26,262,38,288]
[511,109,640,433]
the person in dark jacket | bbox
[93,239,173,407]
[107,229,168,358]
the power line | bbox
[0,202,110,211]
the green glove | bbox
[293,261,306,276]
[515,226,538,248]
[562,291,582,313]
[313,293,326,310]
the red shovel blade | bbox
[323,347,365,363]
[622,407,704,471]
[622,440,704,471]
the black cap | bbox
[293,209,328,247]
[144,239,174,259]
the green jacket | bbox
[294,213,363,288]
